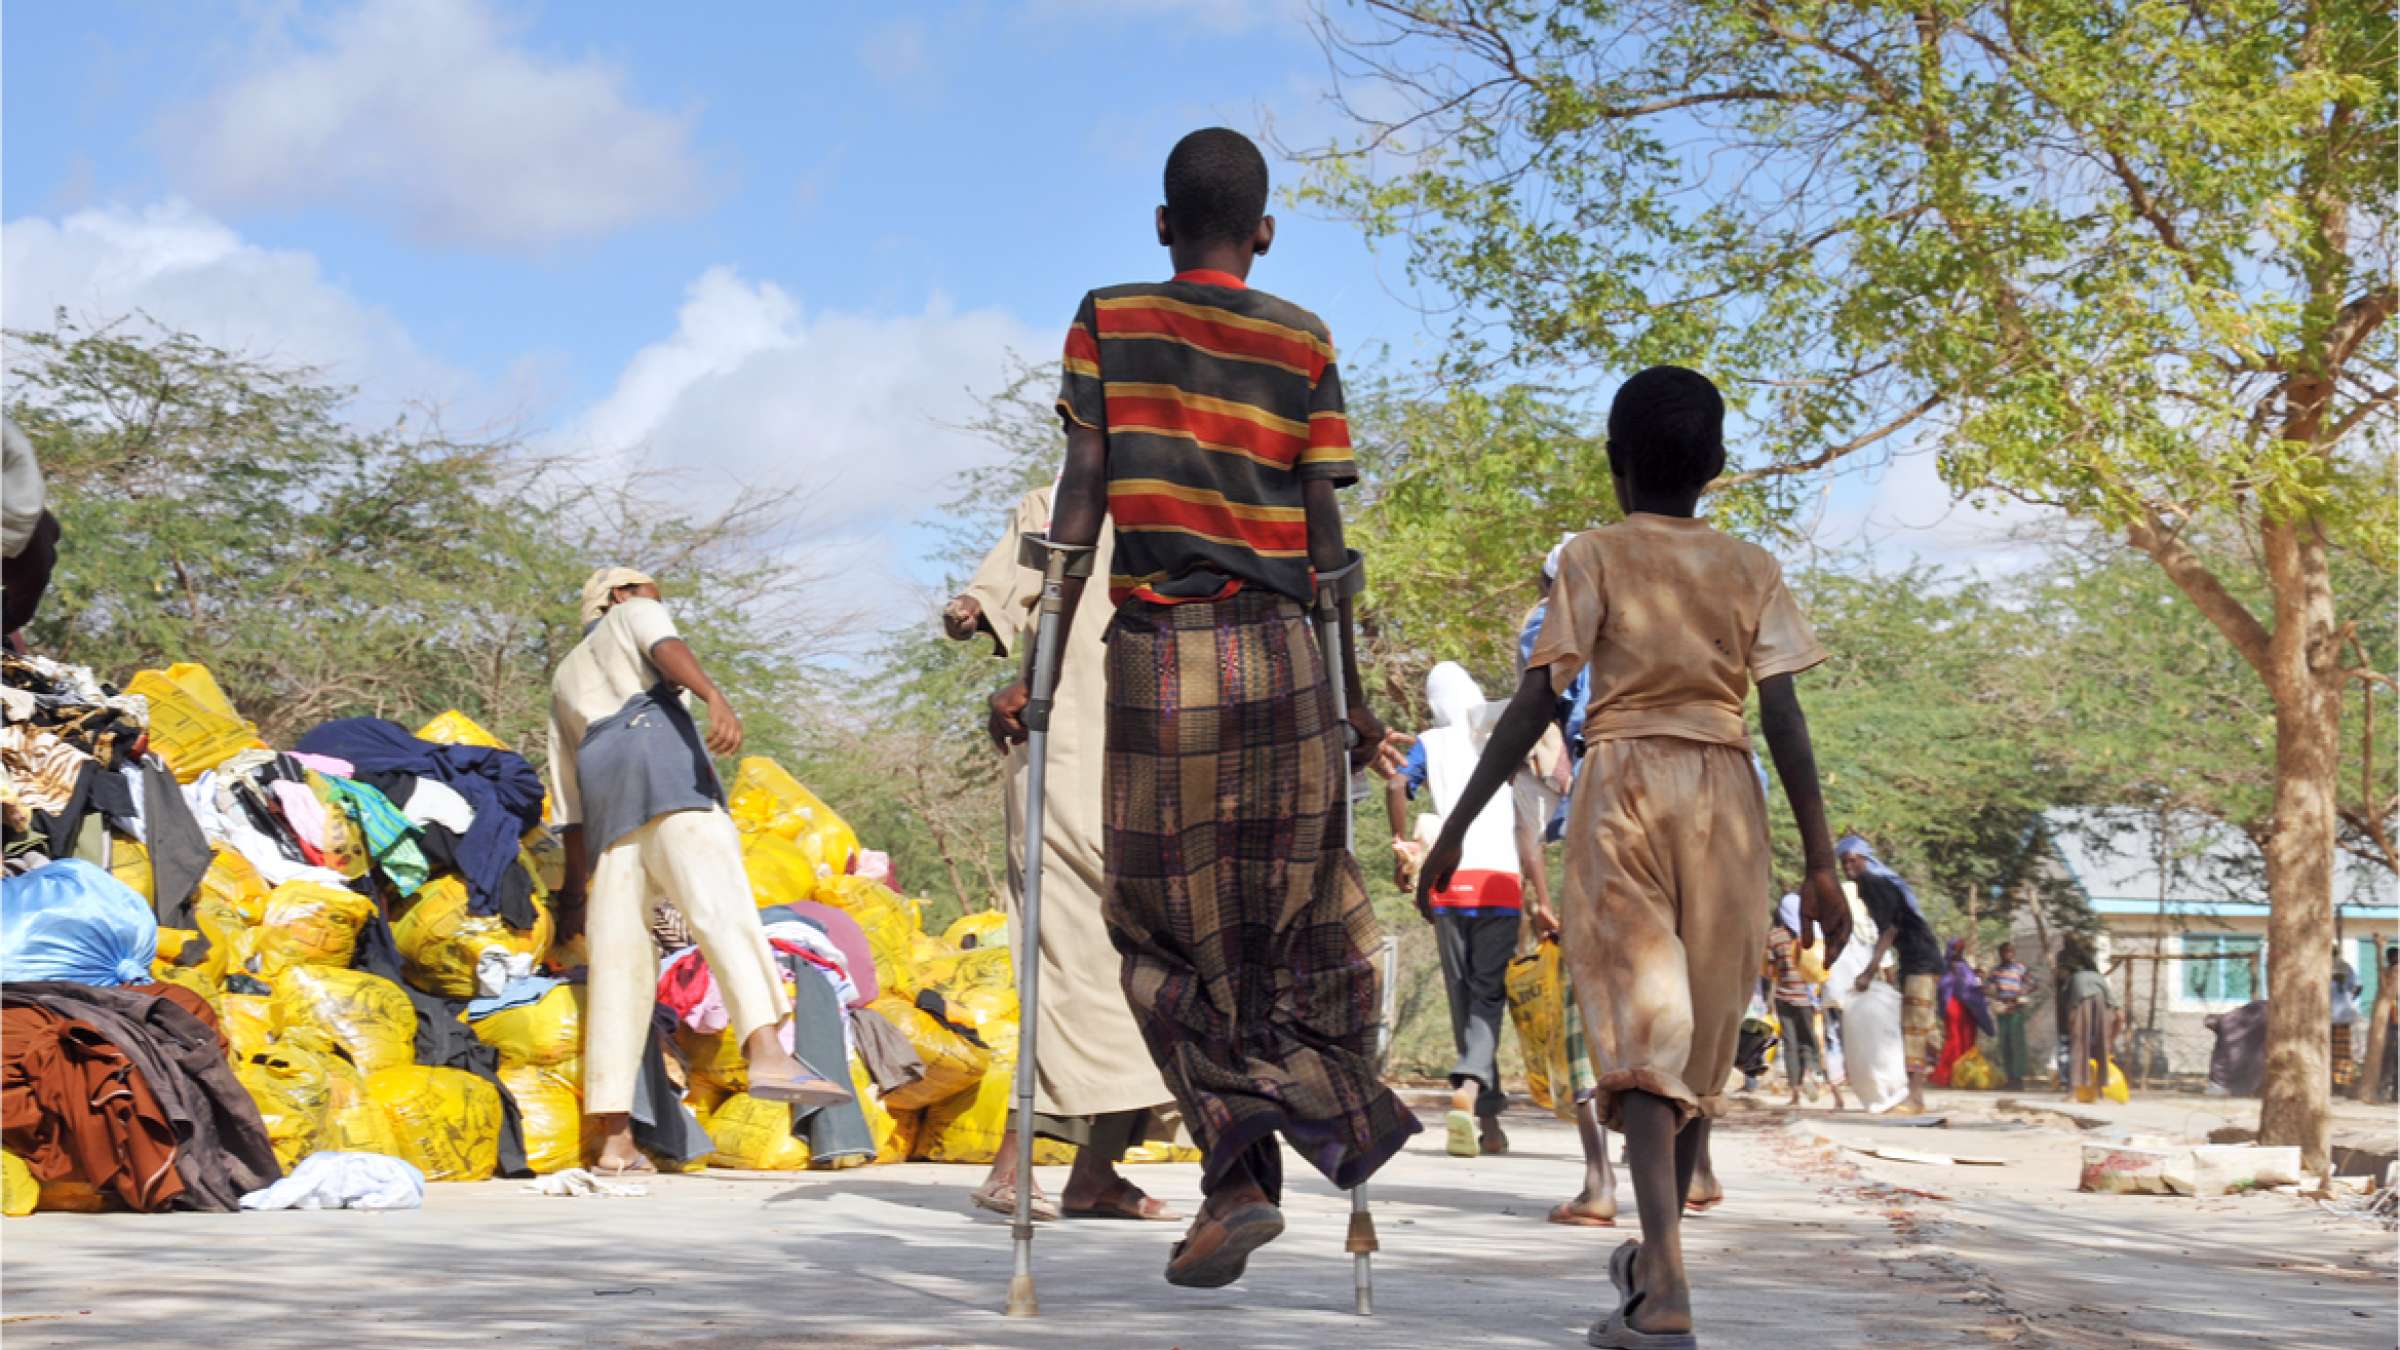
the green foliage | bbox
[7,318,827,769]
[1301,0,2394,538]
[1347,376,1620,717]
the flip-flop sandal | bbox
[1548,1201,1617,1228]
[746,1069,853,1108]
[1064,1179,1180,1221]
[598,1156,658,1178]
[1588,1242,1697,1349]
[1609,1240,1640,1298]
[1682,1194,1724,1213]
[971,1184,1060,1222]
[1586,1307,1698,1350]
[1164,1201,1284,1289]
[1445,1108,1480,1158]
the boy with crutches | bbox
[989,127,1413,1296]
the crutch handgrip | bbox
[1018,531,1098,578]
[1312,549,1366,614]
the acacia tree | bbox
[1302,0,2395,1165]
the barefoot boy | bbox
[988,127,1416,1290]
[1420,366,1851,1347]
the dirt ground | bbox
[1,1092,2389,1348]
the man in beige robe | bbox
[944,485,1180,1221]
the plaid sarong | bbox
[1102,588,1420,1200]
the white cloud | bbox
[1797,449,2058,578]
[554,265,1044,607]
[2,199,466,411]
[163,0,708,251]
[859,18,929,86]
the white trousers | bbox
[584,808,790,1113]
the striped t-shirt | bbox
[1056,269,1355,608]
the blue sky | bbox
[3,0,2019,627]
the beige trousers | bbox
[584,807,790,1113]
[1559,736,1771,1131]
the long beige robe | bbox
[963,487,1173,1120]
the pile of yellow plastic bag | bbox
[392,875,553,998]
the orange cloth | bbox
[1,1003,186,1212]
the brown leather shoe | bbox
[1164,1201,1285,1288]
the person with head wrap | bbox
[1839,833,1941,1113]
[549,567,848,1174]
[1387,661,1523,1158]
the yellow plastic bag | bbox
[152,926,224,1002]
[273,965,417,1075]
[250,880,375,973]
[415,708,510,751]
[847,1054,920,1165]
[126,663,266,782]
[727,757,857,876]
[1504,941,1573,1113]
[393,875,553,998]
[236,1043,339,1170]
[2,1151,37,1217]
[817,875,921,998]
[910,933,963,991]
[943,910,1010,950]
[1951,1047,1997,1092]
[936,946,1017,1032]
[705,1092,811,1171]
[2104,1059,2130,1104]
[367,1066,502,1182]
[109,834,153,901]
[740,830,820,907]
[871,993,991,1111]
[192,848,269,965]
[501,1060,587,1174]
[470,983,585,1067]
[675,1025,750,1096]
[917,1060,1070,1164]
[321,1069,403,1158]
[217,989,283,1059]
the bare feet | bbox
[1061,1148,1178,1220]
[587,1113,655,1175]
[1549,1188,1617,1226]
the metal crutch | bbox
[1309,550,1380,1316]
[1005,530,1096,1320]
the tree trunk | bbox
[2255,517,2344,1173]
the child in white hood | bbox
[1387,661,1525,1157]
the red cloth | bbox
[1933,995,1977,1087]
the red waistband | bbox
[1430,869,1522,910]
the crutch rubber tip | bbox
[1006,1275,1039,1318]
[1345,1211,1379,1254]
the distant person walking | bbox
[1767,892,1842,1108]
[1841,834,1938,1115]
[1986,942,2032,1090]
[2061,942,2122,1103]
[1387,661,1521,1158]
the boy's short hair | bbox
[1607,365,1726,494]
[1164,128,1270,246]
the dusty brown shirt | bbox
[1529,513,1826,748]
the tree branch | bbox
[2123,509,2273,677]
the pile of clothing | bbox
[3,656,1189,1215]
